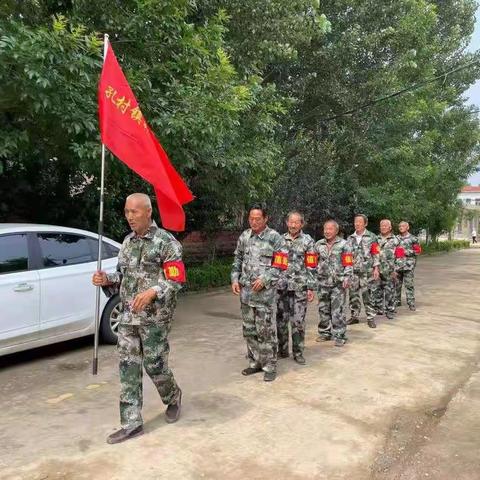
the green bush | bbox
[421,240,470,254]
[184,257,233,292]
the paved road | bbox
[1,249,479,480]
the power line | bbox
[107,35,480,123]
[298,59,480,123]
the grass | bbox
[421,240,470,254]
[184,257,233,292]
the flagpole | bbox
[93,33,109,375]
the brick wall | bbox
[182,230,240,262]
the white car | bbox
[0,223,122,356]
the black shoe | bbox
[278,351,289,358]
[264,371,277,382]
[386,313,394,320]
[294,354,306,365]
[316,334,332,342]
[334,337,347,347]
[347,317,359,325]
[165,389,182,424]
[367,320,377,328]
[376,311,384,316]
[409,305,416,311]
[242,367,262,376]
[106,426,144,444]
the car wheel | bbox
[100,295,121,344]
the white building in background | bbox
[458,185,480,207]
[455,186,480,239]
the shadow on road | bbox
[0,335,95,369]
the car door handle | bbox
[14,283,34,292]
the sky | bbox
[466,9,480,185]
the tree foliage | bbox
[267,0,480,237]
[0,1,284,237]
[0,0,479,241]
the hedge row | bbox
[185,257,233,292]
[421,240,470,254]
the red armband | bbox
[163,261,186,283]
[304,252,319,268]
[394,246,406,258]
[341,253,353,267]
[412,243,422,254]
[370,242,380,255]
[272,252,288,270]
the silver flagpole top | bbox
[103,33,109,59]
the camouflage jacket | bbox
[105,221,184,325]
[313,236,353,288]
[378,234,405,277]
[231,226,288,307]
[278,231,317,291]
[396,233,421,271]
[346,229,380,276]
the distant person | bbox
[374,219,405,320]
[472,229,477,244]
[276,211,316,365]
[346,214,380,328]
[313,220,353,346]
[396,221,422,311]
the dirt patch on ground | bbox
[371,359,480,480]
[3,457,116,480]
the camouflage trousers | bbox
[117,322,180,431]
[349,273,376,321]
[276,289,308,357]
[396,269,416,307]
[373,274,396,314]
[318,284,347,338]
[241,302,277,373]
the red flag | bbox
[98,41,194,231]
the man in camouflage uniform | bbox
[314,220,353,346]
[396,221,422,311]
[374,219,405,319]
[275,211,316,364]
[231,205,288,382]
[92,193,184,444]
[346,214,380,328]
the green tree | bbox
[0,1,286,237]
[268,0,480,237]
[1,0,479,245]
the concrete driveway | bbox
[1,249,479,480]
